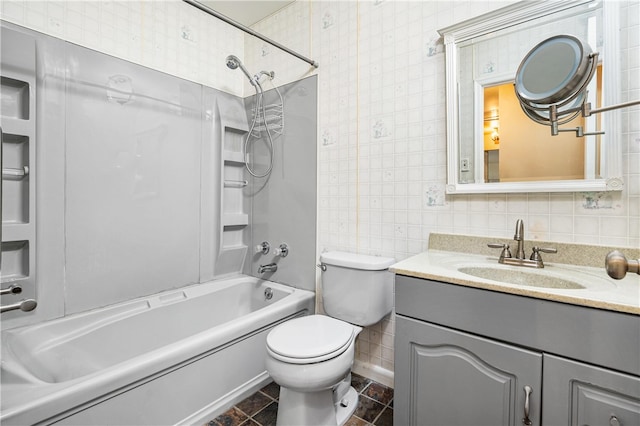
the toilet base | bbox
[335,386,359,426]
[276,385,359,426]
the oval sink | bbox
[458,266,585,289]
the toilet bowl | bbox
[265,251,395,426]
[266,315,362,426]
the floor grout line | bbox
[209,374,393,426]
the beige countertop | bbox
[391,249,640,315]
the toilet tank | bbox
[320,251,395,327]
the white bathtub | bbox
[0,275,315,425]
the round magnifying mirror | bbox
[515,35,594,105]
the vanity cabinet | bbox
[543,355,640,425]
[394,275,640,426]
[396,317,542,426]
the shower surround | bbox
[1,21,317,424]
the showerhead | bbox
[226,55,240,70]
[225,55,258,87]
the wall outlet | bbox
[460,158,470,172]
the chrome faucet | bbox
[258,263,277,274]
[514,219,526,259]
[488,219,557,268]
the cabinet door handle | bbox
[522,385,532,425]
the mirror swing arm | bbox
[440,0,626,194]
[547,96,640,137]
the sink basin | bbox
[458,266,585,289]
[428,252,618,292]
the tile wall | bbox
[249,0,640,380]
[0,0,245,95]
[3,0,639,383]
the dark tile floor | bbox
[206,373,393,426]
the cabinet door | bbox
[395,315,542,426]
[543,354,640,426]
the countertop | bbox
[391,249,640,315]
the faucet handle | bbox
[488,243,512,260]
[255,241,270,255]
[529,246,557,262]
[274,243,289,258]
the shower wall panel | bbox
[64,46,203,314]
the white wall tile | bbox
[2,0,245,95]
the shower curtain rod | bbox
[182,0,319,69]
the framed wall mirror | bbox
[439,0,623,194]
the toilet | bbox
[265,251,395,426]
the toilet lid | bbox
[267,315,356,364]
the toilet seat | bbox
[267,315,356,364]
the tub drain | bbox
[264,287,273,300]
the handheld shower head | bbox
[225,55,258,87]
[225,55,240,70]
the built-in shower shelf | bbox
[223,151,245,165]
[223,213,249,227]
[2,27,38,314]
[1,117,31,136]
[1,224,33,240]
[0,240,29,284]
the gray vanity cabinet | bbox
[543,354,640,425]
[395,316,542,426]
[394,275,640,426]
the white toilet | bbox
[265,251,395,426]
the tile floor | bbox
[205,374,393,426]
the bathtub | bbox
[0,275,315,425]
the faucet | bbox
[514,219,526,259]
[488,219,557,268]
[258,263,277,274]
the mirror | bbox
[439,0,623,194]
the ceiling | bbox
[200,1,295,27]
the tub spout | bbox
[258,263,277,274]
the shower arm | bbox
[182,0,319,69]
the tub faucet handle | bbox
[274,243,289,258]
[255,241,270,255]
